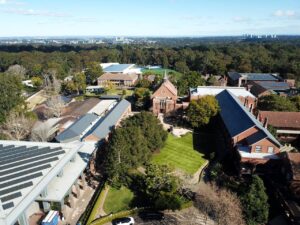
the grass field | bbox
[152,133,206,175]
[103,186,134,214]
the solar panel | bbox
[0,147,61,164]
[2,202,14,210]
[0,164,51,183]
[0,146,39,158]
[0,181,33,196]
[0,157,58,176]
[0,154,61,171]
[0,172,43,189]
[0,192,22,202]
[0,145,15,153]
[0,149,65,168]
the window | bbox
[268,146,274,153]
[255,145,262,153]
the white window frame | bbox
[255,145,262,153]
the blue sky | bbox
[0,0,299,37]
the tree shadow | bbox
[192,118,218,159]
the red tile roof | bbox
[161,79,178,96]
[259,111,300,129]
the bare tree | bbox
[43,69,61,95]
[31,122,53,142]
[194,182,245,225]
[2,111,35,140]
[46,96,65,118]
[6,64,26,80]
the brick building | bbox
[152,73,180,115]
[258,111,300,143]
[215,90,282,166]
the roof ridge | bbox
[224,90,281,147]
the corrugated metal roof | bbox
[228,72,280,81]
[216,90,281,147]
[87,99,131,140]
[256,81,290,90]
[103,64,134,73]
[56,113,99,143]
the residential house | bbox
[227,72,281,87]
[0,141,87,225]
[249,81,292,97]
[258,111,300,143]
[97,73,138,87]
[215,90,282,166]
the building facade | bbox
[151,74,178,115]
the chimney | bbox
[263,117,268,128]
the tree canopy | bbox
[187,96,220,128]
[0,73,24,123]
[100,112,168,184]
[258,95,299,112]
[240,175,269,225]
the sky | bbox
[0,0,299,37]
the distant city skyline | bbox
[0,0,299,37]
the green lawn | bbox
[142,68,182,79]
[152,133,206,174]
[103,186,134,214]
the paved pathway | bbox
[97,185,110,217]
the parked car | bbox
[138,211,165,221]
[112,217,135,225]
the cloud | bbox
[3,8,71,17]
[0,0,25,5]
[273,10,297,18]
[0,0,8,4]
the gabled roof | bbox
[259,111,300,129]
[87,99,131,140]
[249,83,269,97]
[98,73,138,81]
[255,81,290,91]
[56,113,99,143]
[228,72,280,82]
[163,79,178,96]
[216,90,281,147]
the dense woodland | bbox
[0,41,300,82]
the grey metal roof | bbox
[87,99,131,140]
[0,142,64,216]
[228,72,241,81]
[228,72,280,81]
[257,81,290,91]
[103,64,134,73]
[216,90,281,147]
[56,113,99,143]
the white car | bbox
[112,217,135,225]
